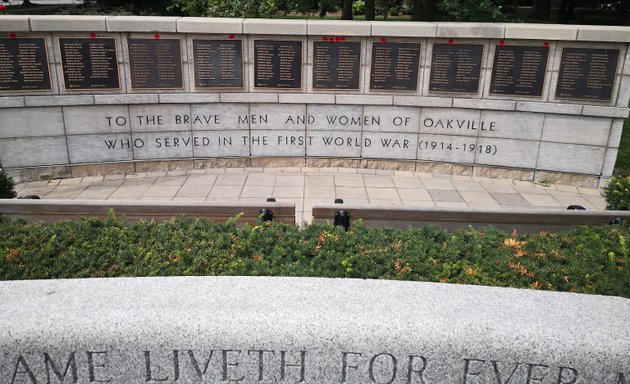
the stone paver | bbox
[364,176,395,188]
[176,185,212,198]
[241,186,274,198]
[208,185,243,198]
[172,196,206,202]
[11,168,607,223]
[183,175,217,186]
[154,176,188,186]
[272,186,304,198]
[334,174,364,187]
[143,185,181,198]
[366,187,399,201]
[215,174,247,186]
[305,174,335,186]
[122,178,156,186]
[435,201,469,208]
[550,193,596,209]
[420,177,455,190]
[17,186,56,197]
[428,190,464,203]
[76,186,117,199]
[335,187,368,199]
[397,188,432,201]
[459,191,501,207]
[583,195,607,210]
[276,175,304,186]
[109,185,151,199]
[482,182,517,193]
[490,192,531,207]
[392,176,424,189]
[452,180,486,192]
[58,178,84,186]
[305,186,335,199]
[45,186,87,199]
[521,193,562,207]
[245,173,276,186]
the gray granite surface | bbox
[0,276,628,383]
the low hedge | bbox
[1,214,629,298]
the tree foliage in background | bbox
[165,0,508,20]
[168,0,277,17]
[437,0,512,21]
[87,0,171,14]
[604,176,630,210]
[0,171,16,199]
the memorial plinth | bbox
[0,16,628,187]
[1,276,629,384]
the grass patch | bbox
[614,119,630,177]
[1,215,629,298]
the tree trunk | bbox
[411,0,436,21]
[531,0,550,19]
[341,0,353,19]
[556,0,576,23]
[617,0,629,25]
[365,0,375,20]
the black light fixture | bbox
[258,208,274,222]
[334,209,350,231]
[18,195,40,199]
[334,198,344,204]
[566,205,586,210]
[610,217,623,225]
[266,197,276,202]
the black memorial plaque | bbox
[254,40,302,89]
[490,45,549,97]
[555,47,620,101]
[193,39,243,88]
[370,42,421,91]
[0,38,51,91]
[312,41,361,90]
[429,44,483,93]
[128,38,183,89]
[59,38,120,90]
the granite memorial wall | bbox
[0,16,629,186]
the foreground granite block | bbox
[0,277,628,384]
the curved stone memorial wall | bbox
[0,16,629,186]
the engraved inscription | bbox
[490,45,549,97]
[5,350,598,384]
[370,42,421,91]
[429,44,483,94]
[59,38,120,90]
[312,41,361,90]
[254,40,302,89]
[555,48,620,101]
[462,358,579,384]
[0,38,51,91]
[128,39,183,89]
[193,39,243,88]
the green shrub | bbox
[353,0,365,15]
[1,216,629,298]
[604,176,630,210]
[0,171,16,199]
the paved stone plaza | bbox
[14,168,606,223]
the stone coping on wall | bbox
[2,16,630,43]
[1,93,628,118]
[1,276,629,384]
